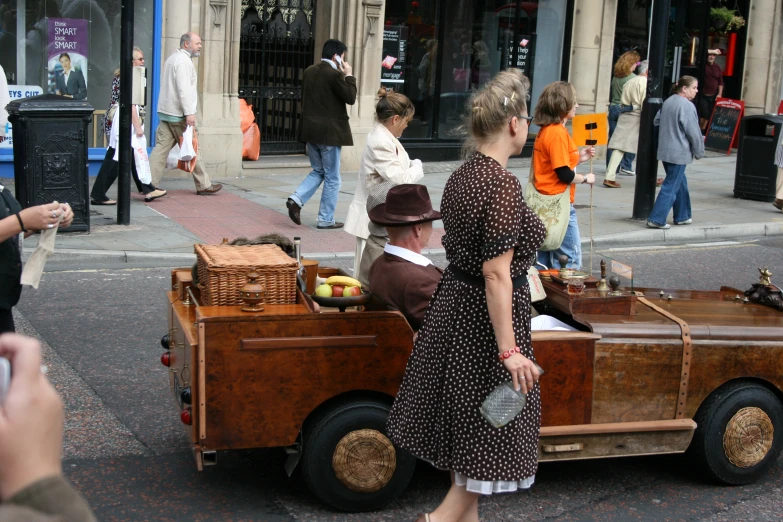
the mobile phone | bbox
[334,55,343,65]
[0,357,10,405]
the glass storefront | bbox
[0,0,155,151]
[381,0,571,156]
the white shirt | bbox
[384,243,432,267]
[62,69,71,86]
[320,58,353,77]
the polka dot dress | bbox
[387,152,547,491]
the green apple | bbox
[343,286,361,297]
[315,284,333,297]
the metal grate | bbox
[239,1,315,156]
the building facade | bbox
[1,0,782,175]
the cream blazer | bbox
[345,122,424,239]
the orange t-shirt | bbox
[532,124,579,203]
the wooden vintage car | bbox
[161,267,783,512]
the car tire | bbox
[691,381,783,485]
[301,400,417,512]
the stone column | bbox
[160,0,243,179]
[568,0,618,114]
[319,0,385,171]
[742,0,783,115]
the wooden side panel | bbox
[534,338,595,426]
[200,312,414,450]
[591,340,682,423]
[684,341,783,418]
[538,429,694,461]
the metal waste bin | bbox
[734,114,783,202]
[7,94,94,232]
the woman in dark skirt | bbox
[387,68,546,522]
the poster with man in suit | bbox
[47,18,88,100]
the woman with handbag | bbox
[387,69,545,522]
[530,81,595,270]
[91,48,166,205]
[344,88,423,286]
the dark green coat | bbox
[299,61,357,147]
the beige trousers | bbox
[777,167,783,201]
[605,150,625,182]
[358,234,387,290]
[149,121,211,190]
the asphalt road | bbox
[14,235,783,521]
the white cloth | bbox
[0,64,10,128]
[21,218,61,289]
[157,49,197,118]
[383,243,432,267]
[531,315,577,331]
[345,122,424,239]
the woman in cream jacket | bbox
[345,88,423,284]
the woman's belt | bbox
[446,264,528,289]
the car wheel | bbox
[691,381,783,485]
[301,400,417,512]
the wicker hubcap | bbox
[723,407,775,468]
[332,429,397,493]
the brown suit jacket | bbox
[299,62,357,146]
[369,252,442,331]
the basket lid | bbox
[195,244,299,268]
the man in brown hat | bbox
[368,184,442,331]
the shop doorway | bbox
[613,0,748,101]
[238,0,316,156]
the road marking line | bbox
[599,240,745,253]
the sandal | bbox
[91,199,116,205]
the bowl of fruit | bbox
[311,275,372,312]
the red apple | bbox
[343,286,361,297]
[331,285,344,296]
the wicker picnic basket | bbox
[194,244,299,306]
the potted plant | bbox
[710,6,746,33]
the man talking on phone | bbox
[286,39,357,229]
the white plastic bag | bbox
[132,133,152,184]
[178,125,196,161]
[166,145,180,170]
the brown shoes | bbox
[603,180,621,188]
[774,199,783,211]
[197,183,223,195]
[286,198,302,225]
[317,222,344,230]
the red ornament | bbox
[161,352,171,367]
[385,19,393,25]
[411,1,419,7]
[180,408,192,425]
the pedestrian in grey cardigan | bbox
[647,76,704,229]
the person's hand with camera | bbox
[0,334,96,521]
[0,202,73,242]
[0,334,62,501]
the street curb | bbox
[35,221,783,263]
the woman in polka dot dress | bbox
[387,69,546,522]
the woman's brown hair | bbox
[670,75,697,96]
[376,87,414,123]
[613,50,640,78]
[461,68,530,158]
[532,81,577,127]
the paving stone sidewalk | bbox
[6,150,783,262]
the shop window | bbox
[0,0,154,148]
[381,0,568,142]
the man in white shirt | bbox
[149,32,222,196]
[367,184,442,330]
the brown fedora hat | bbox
[368,184,441,227]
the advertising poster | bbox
[1,85,44,149]
[507,35,535,76]
[381,26,407,86]
[47,18,89,100]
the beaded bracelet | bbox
[15,212,27,234]
[498,346,520,361]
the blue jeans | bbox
[290,143,342,227]
[607,105,635,171]
[648,162,691,226]
[537,205,582,269]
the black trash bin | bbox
[7,94,94,232]
[734,114,783,202]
